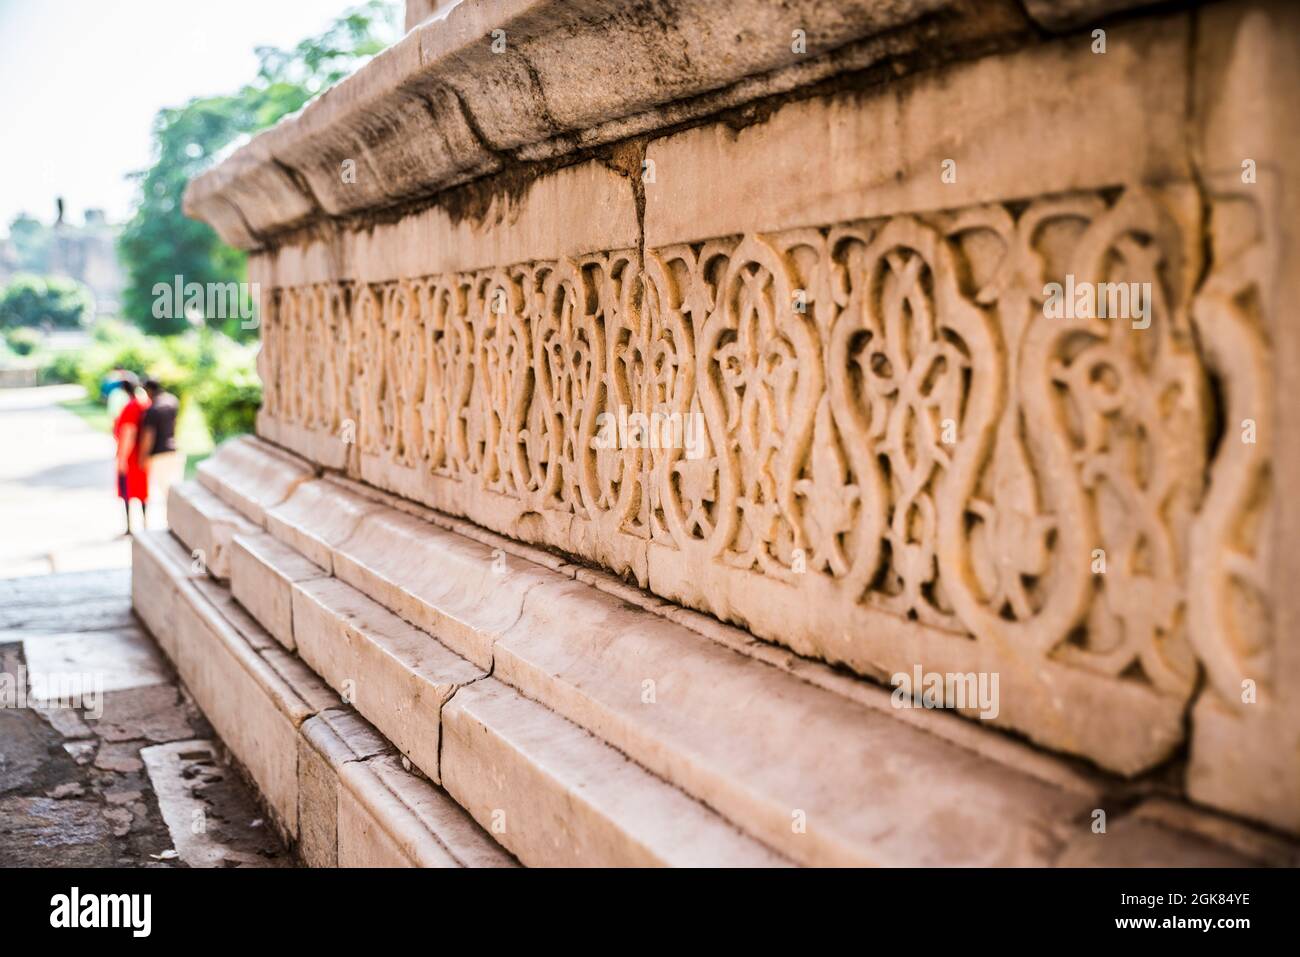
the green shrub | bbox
[76,321,169,401]
[0,274,93,329]
[39,351,82,385]
[70,319,261,441]
[4,327,41,356]
[189,336,261,441]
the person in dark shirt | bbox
[139,378,185,525]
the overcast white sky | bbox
[0,0,374,232]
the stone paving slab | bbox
[0,570,292,867]
[22,628,170,700]
[0,567,132,605]
[141,740,291,868]
[0,597,137,637]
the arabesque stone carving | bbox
[254,185,1270,774]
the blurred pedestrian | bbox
[139,378,184,523]
[112,372,150,535]
[104,368,133,421]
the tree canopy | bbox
[7,214,52,273]
[117,1,400,339]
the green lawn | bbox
[58,395,113,433]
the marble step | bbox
[196,433,315,526]
[230,531,328,650]
[166,480,257,581]
[300,707,515,868]
[264,546,787,865]
[219,444,1088,865]
[440,676,787,866]
[131,522,206,660]
[131,530,514,868]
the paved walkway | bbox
[0,385,288,866]
[0,385,137,578]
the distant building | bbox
[1,206,125,318]
[47,208,124,316]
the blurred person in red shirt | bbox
[112,373,151,535]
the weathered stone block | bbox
[337,754,515,867]
[171,584,305,836]
[291,575,484,782]
[230,531,327,649]
[298,708,393,868]
[190,577,278,653]
[493,576,1099,866]
[336,784,414,868]
[329,507,551,670]
[196,434,314,526]
[440,678,785,867]
[166,480,258,581]
[264,479,380,573]
[131,530,203,660]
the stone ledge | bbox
[185,0,1046,248]
[132,532,512,866]
[167,480,258,580]
[179,436,1299,866]
[323,471,1104,797]
[244,522,786,865]
[185,0,1183,249]
[336,754,516,867]
[131,530,205,661]
[170,568,325,836]
[147,522,779,866]
[299,708,393,867]
[643,14,1190,247]
[441,678,789,866]
[231,532,328,650]
[305,711,514,868]
[264,479,382,574]
[312,476,1104,865]
[291,575,484,783]
[196,434,315,526]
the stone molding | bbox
[185,0,1182,248]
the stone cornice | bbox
[183,0,1096,250]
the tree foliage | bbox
[7,214,51,273]
[0,273,94,329]
[117,1,400,339]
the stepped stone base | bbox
[131,436,1299,867]
[133,528,510,867]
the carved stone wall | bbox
[195,0,1300,835]
[258,184,1232,774]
